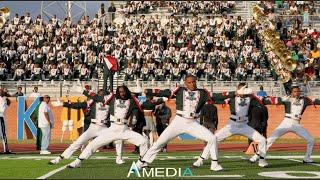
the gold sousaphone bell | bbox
[0,7,10,29]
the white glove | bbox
[281,95,290,101]
[236,85,247,95]
[244,88,253,95]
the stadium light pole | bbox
[41,1,87,23]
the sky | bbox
[0,1,110,22]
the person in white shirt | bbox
[29,87,41,98]
[38,95,54,154]
[0,89,13,154]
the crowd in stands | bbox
[0,1,319,83]
[168,1,236,15]
[115,1,236,15]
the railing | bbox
[123,80,284,96]
[0,80,100,98]
[307,81,320,98]
[0,80,285,97]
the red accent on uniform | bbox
[155,88,161,93]
[88,90,95,96]
[169,86,181,99]
[132,96,143,112]
[252,94,263,105]
[204,89,213,104]
[84,100,94,114]
[266,96,276,105]
[105,93,115,105]
[222,91,228,96]
[105,55,118,72]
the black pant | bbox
[36,128,42,150]
[103,66,114,92]
[248,127,267,145]
[0,117,9,152]
[156,123,168,149]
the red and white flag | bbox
[104,55,118,72]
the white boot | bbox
[258,159,268,167]
[192,157,204,167]
[135,160,148,170]
[135,160,143,170]
[49,156,62,165]
[210,161,223,171]
[249,154,259,163]
[68,158,82,168]
[303,157,314,164]
[116,156,125,165]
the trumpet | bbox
[0,7,10,29]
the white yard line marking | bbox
[37,165,67,179]
[3,155,320,160]
[186,175,244,178]
[34,155,320,179]
[286,158,320,167]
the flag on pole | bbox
[104,55,118,72]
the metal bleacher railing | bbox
[0,80,287,98]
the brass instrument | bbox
[0,7,10,29]
[252,5,296,83]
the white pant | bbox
[199,120,267,159]
[141,115,219,163]
[267,118,314,160]
[40,126,51,151]
[143,116,156,131]
[61,123,123,158]
[78,123,148,160]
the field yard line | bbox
[286,158,320,167]
[186,175,244,178]
[3,155,320,160]
[37,165,68,179]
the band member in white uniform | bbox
[136,75,223,171]
[193,83,269,168]
[251,84,320,164]
[49,89,124,165]
[67,85,148,168]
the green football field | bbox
[0,151,320,179]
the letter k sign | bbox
[17,96,40,140]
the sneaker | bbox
[49,156,62,165]
[249,154,259,163]
[40,150,51,155]
[210,161,223,171]
[303,158,314,164]
[116,156,125,165]
[67,159,82,168]
[192,157,204,167]
[258,159,268,167]
[135,160,148,170]
[162,148,167,153]
[135,160,143,170]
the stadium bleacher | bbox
[0,1,319,97]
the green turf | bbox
[1,152,319,179]
[48,155,320,179]
[0,159,73,179]
[0,152,320,179]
